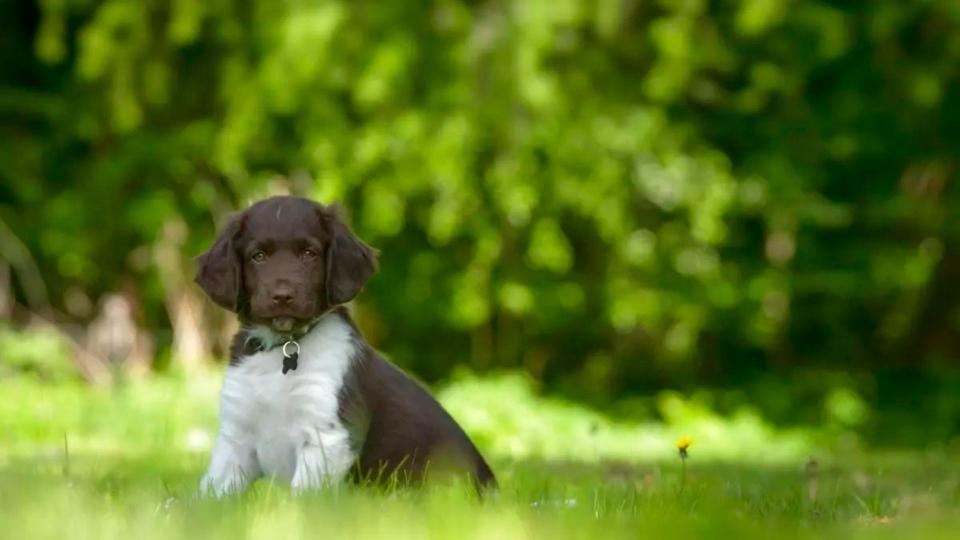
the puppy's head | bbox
[195,196,377,332]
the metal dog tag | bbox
[281,340,300,374]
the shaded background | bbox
[1,0,959,452]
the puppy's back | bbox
[339,344,496,490]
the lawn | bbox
[1,373,958,539]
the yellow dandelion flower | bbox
[676,436,693,459]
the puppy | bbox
[195,196,494,496]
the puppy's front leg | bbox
[200,433,260,497]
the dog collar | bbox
[241,316,325,374]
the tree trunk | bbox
[154,218,209,371]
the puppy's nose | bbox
[271,287,294,305]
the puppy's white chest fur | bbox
[201,314,357,495]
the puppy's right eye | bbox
[251,251,267,263]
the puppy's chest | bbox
[236,359,344,429]
[221,342,355,479]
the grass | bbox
[1,372,959,539]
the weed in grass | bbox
[676,436,693,495]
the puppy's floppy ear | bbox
[321,205,378,306]
[195,213,244,311]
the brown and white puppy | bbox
[195,196,494,496]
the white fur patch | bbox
[200,313,358,497]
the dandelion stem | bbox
[679,457,687,494]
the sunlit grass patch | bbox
[1,374,959,539]
[2,452,959,540]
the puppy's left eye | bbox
[302,249,318,259]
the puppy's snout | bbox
[271,285,295,306]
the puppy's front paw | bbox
[290,455,333,495]
[199,468,248,498]
[290,466,318,495]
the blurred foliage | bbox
[0,366,819,463]
[439,371,816,463]
[0,369,219,457]
[0,323,75,380]
[1,1,960,444]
